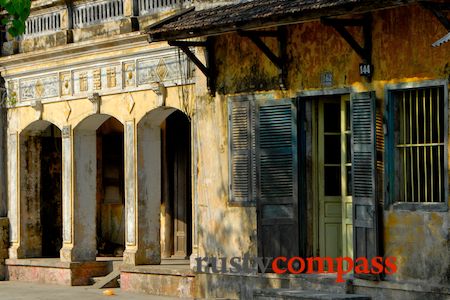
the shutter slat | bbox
[351,91,380,280]
[256,99,299,261]
[229,99,255,203]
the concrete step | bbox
[160,258,190,265]
[90,270,120,289]
[254,289,371,300]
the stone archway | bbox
[124,107,192,265]
[70,114,125,261]
[16,120,62,258]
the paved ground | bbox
[0,281,187,300]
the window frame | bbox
[384,79,449,211]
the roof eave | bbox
[147,0,421,42]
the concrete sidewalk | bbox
[0,281,188,299]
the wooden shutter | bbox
[229,99,255,203]
[256,99,299,260]
[351,91,380,280]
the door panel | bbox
[318,95,353,269]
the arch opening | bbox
[19,121,62,258]
[73,115,125,261]
[136,108,192,264]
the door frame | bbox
[298,88,351,259]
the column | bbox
[124,0,139,17]
[7,133,19,258]
[60,126,97,262]
[0,111,9,270]
[123,120,161,265]
[60,126,75,261]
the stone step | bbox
[90,270,120,289]
[254,289,371,300]
[160,258,190,265]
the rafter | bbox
[322,13,372,64]
[238,27,288,90]
[420,2,450,47]
[168,39,216,96]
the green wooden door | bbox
[256,99,299,261]
[318,95,352,267]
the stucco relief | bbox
[60,72,72,96]
[123,62,136,88]
[137,55,191,86]
[6,50,193,105]
[20,75,58,101]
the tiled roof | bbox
[146,0,420,41]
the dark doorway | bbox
[161,110,192,259]
[96,117,125,257]
[20,122,62,258]
[40,128,63,257]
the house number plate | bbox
[359,63,373,77]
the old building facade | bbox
[145,0,450,299]
[0,0,450,299]
[0,0,196,289]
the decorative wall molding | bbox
[150,82,167,107]
[63,101,72,121]
[88,92,101,114]
[62,125,71,139]
[5,48,194,107]
[123,93,135,113]
[30,100,43,120]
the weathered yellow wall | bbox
[6,85,194,134]
[194,94,258,258]
[195,3,450,283]
[215,5,450,96]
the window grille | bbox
[394,87,446,203]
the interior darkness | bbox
[40,125,62,257]
[164,110,192,258]
[96,117,125,257]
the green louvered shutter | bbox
[229,98,256,203]
[256,99,299,261]
[351,91,380,280]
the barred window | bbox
[392,86,447,203]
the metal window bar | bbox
[396,87,445,203]
[437,87,442,202]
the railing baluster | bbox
[24,0,176,32]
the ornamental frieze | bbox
[6,49,193,105]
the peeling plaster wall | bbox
[215,5,450,96]
[384,211,448,284]
[194,3,450,286]
[193,93,258,259]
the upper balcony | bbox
[2,0,192,55]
